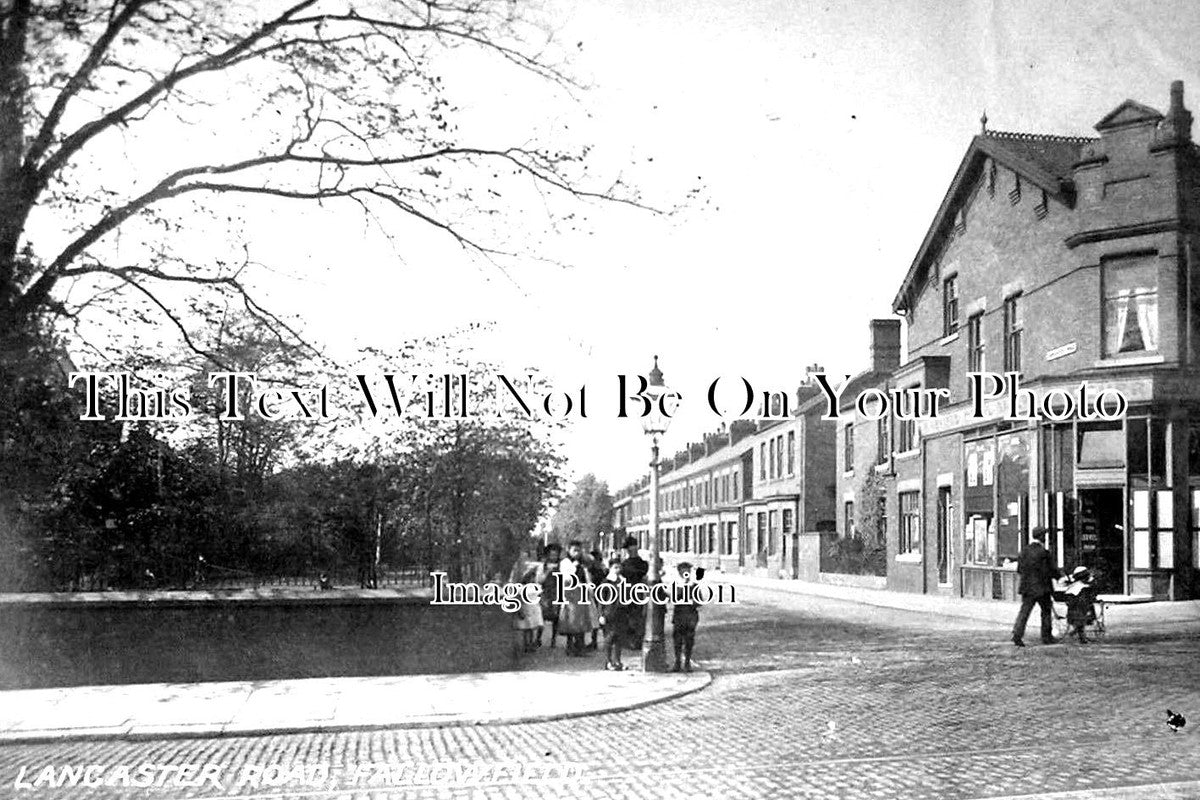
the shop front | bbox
[953,406,1200,601]
[959,427,1032,601]
[1043,406,1200,598]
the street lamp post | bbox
[641,355,673,672]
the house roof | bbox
[834,368,894,413]
[891,129,1095,313]
[1095,99,1163,131]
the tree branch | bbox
[23,0,148,172]
[35,0,320,182]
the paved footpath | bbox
[0,670,709,743]
[2,584,1200,799]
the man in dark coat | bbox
[619,535,648,584]
[1011,527,1061,647]
[617,536,648,649]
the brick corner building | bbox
[836,81,1200,601]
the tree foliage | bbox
[549,472,611,550]
[5,412,563,591]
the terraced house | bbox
[837,82,1200,601]
[612,373,837,579]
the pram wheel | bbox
[1091,601,1107,639]
[1051,605,1071,640]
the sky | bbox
[54,0,1200,494]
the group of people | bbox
[511,535,702,672]
[1012,526,1099,646]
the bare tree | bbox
[0,0,659,359]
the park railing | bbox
[197,566,433,591]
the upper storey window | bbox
[1103,254,1158,357]
[967,313,985,372]
[943,275,959,336]
[1003,294,1022,373]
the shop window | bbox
[1103,254,1158,356]
[1192,491,1200,569]
[1078,422,1124,468]
[964,514,994,565]
[1132,489,1174,570]
[1127,417,1168,484]
[899,492,920,555]
[995,433,1031,561]
[1040,424,1074,491]
[1151,418,1168,482]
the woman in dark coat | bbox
[535,543,562,648]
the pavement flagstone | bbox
[0,669,710,744]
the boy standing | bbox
[597,558,626,670]
[670,562,704,672]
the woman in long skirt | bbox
[557,541,594,656]
[509,557,545,653]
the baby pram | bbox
[1051,566,1104,642]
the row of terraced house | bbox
[611,82,1200,601]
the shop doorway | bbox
[936,486,951,585]
[1076,488,1125,593]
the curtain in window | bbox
[1104,257,1158,355]
[1135,294,1159,351]
[1113,289,1131,352]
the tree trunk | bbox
[0,1,40,322]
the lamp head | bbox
[641,355,673,438]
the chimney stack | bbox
[1161,79,1193,146]
[869,319,902,373]
[729,419,757,445]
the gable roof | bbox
[1095,99,1163,132]
[891,129,1094,313]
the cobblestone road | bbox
[2,587,1199,799]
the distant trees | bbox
[3,414,562,591]
[549,473,613,552]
